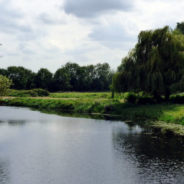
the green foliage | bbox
[112,24,184,100]
[53,67,71,91]
[8,90,38,97]
[49,92,111,99]
[125,93,137,104]
[33,89,49,96]
[176,21,184,34]
[170,95,184,104]
[0,75,12,97]
[7,92,184,126]
[35,68,52,90]
[0,62,114,92]
[137,96,155,105]
[6,66,36,90]
[8,89,49,97]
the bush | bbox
[125,93,137,104]
[8,90,38,97]
[137,97,155,105]
[170,95,184,104]
[26,90,38,97]
[32,89,49,96]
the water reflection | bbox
[8,120,26,126]
[1,106,184,184]
[32,108,123,121]
[112,125,184,183]
[0,158,9,184]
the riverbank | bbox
[4,97,184,137]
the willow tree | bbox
[112,26,184,100]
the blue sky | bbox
[0,0,183,72]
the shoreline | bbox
[4,97,184,138]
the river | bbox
[0,106,184,184]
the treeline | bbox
[0,62,114,92]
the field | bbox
[50,92,112,99]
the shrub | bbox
[170,95,184,104]
[8,90,38,97]
[137,97,155,105]
[26,90,38,97]
[104,104,113,113]
[32,89,49,96]
[125,93,137,104]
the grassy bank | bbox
[7,89,126,100]
[5,90,184,137]
[50,92,112,99]
[6,97,184,125]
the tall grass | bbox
[7,97,184,125]
[7,89,49,97]
[49,92,112,99]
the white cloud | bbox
[0,0,184,72]
[63,0,134,18]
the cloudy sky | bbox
[0,0,183,72]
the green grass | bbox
[7,98,117,114]
[6,90,184,132]
[6,97,184,125]
[7,89,49,97]
[49,92,112,99]
[6,90,184,137]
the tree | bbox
[19,67,36,89]
[92,63,111,91]
[112,25,184,100]
[53,67,71,91]
[35,68,52,90]
[6,66,29,90]
[0,75,12,98]
[176,21,184,34]
[0,68,7,76]
[64,62,81,91]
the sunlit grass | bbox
[49,92,112,99]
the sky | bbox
[0,0,184,73]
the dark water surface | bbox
[0,106,184,184]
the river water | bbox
[0,106,184,184]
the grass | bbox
[6,90,184,136]
[7,89,49,97]
[6,97,184,125]
[7,89,132,100]
[7,98,117,114]
[49,92,112,99]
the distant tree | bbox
[19,67,36,89]
[92,63,111,91]
[64,62,80,91]
[6,66,28,90]
[112,26,184,100]
[176,21,184,34]
[0,75,12,98]
[77,66,90,91]
[0,68,7,76]
[35,68,52,90]
[6,66,36,90]
[53,67,71,91]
